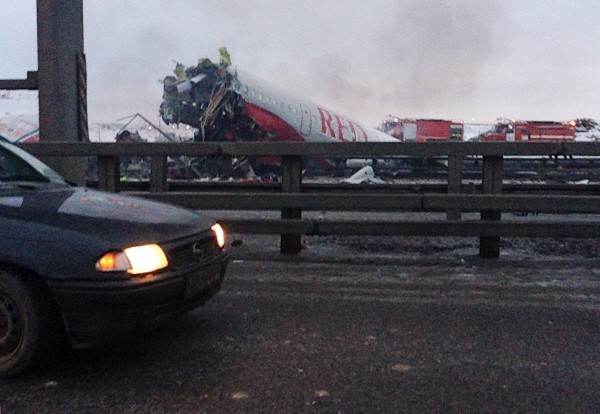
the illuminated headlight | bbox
[96,244,169,275]
[211,223,226,249]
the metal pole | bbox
[281,156,303,254]
[480,155,503,258]
[446,155,463,221]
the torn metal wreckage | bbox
[158,49,399,180]
[159,48,399,145]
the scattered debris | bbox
[391,364,413,373]
[314,390,330,398]
[231,391,250,400]
[341,166,385,184]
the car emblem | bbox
[192,242,204,260]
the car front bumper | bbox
[48,253,229,348]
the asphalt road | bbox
[2,250,600,413]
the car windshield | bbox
[0,141,68,185]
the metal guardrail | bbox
[22,141,600,258]
[0,71,39,90]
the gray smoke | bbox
[271,1,505,124]
[84,0,506,124]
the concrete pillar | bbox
[37,0,87,184]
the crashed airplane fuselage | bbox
[160,54,399,144]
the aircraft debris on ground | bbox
[159,48,401,181]
[341,166,386,184]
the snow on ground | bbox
[463,123,493,141]
[0,90,37,118]
[2,92,600,142]
[0,93,194,143]
[90,115,195,142]
[575,126,600,142]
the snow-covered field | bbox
[2,91,600,143]
[0,91,195,143]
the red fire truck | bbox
[380,116,464,142]
[483,119,576,142]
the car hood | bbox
[0,186,214,246]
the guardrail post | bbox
[447,155,463,221]
[480,155,503,258]
[151,156,169,192]
[97,156,119,192]
[281,155,303,254]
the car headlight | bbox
[96,244,169,275]
[211,223,226,249]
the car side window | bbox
[0,150,14,178]
[0,147,43,181]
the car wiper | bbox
[0,175,53,191]
[0,181,42,190]
[1,175,50,183]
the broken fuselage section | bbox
[160,55,399,145]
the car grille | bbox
[165,233,220,270]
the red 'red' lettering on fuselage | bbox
[318,107,369,142]
[348,119,369,142]
[319,107,335,138]
[334,114,351,142]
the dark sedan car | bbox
[0,139,230,377]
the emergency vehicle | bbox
[483,119,576,142]
[380,116,464,142]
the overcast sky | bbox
[1,0,599,126]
